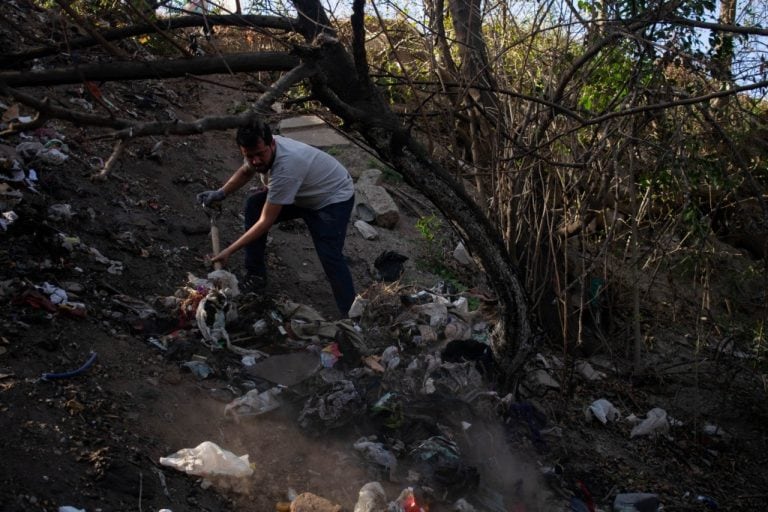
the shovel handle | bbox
[210,222,223,270]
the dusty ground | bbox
[2,6,768,512]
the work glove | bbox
[197,188,226,207]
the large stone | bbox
[453,242,473,266]
[355,182,399,229]
[357,168,383,186]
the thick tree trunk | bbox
[712,0,737,81]
[446,0,502,205]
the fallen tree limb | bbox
[92,139,127,181]
[0,52,300,87]
[0,85,134,129]
[1,61,315,141]
[0,14,298,67]
[111,62,315,139]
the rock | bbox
[528,369,560,389]
[60,281,85,293]
[354,220,379,240]
[355,169,399,228]
[453,242,472,266]
[355,182,399,228]
[355,203,376,222]
[290,492,342,512]
[357,168,383,186]
[575,360,606,381]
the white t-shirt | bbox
[245,136,354,210]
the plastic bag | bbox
[613,492,661,511]
[159,441,252,491]
[585,398,620,424]
[224,387,282,419]
[630,408,669,438]
[353,438,398,479]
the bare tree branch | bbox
[0,15,298,67]
[667,15,768,37]
[93,139,127,180]
[0,85,134,129]
[0,52,300,87]
[111,63,315,139]
[585,79,768,126]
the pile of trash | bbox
[1,109,73,232]
[144,271,734,511]
[146,277,562,510]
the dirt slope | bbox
[2,5,768,512]
[0,69,492,510]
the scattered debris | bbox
[353,437,398,480]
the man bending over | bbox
[197,117,356,317]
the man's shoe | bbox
[241,273,267,294]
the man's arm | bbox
[211,201,282,266]
[220,163,256,196]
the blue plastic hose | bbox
[41,352,98,381]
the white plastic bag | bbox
[159,441,253,490]
[586,398,620,424]
[575,360,606,381]
[224,387,282,419]
[630,408,669,438]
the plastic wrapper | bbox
[224,387,282,419]
[159,441,253,492]
[629,408,669,438]
[586,398,620,424]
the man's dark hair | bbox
[236,118,273,147]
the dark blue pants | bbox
[244,189,356,317]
